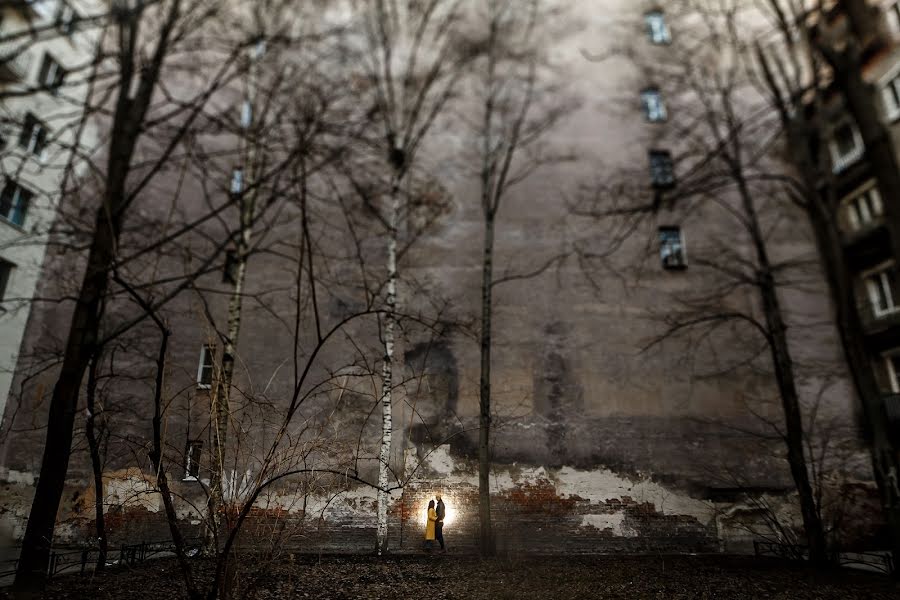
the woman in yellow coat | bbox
[424,500,437,549]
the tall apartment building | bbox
[802,0,900,438]
[0,0,887,557]
[0,0,99,423]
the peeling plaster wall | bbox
[0,0,885,556]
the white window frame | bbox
[641,88,667,122]
[883,73,900,121]
[829,120,865,173]
[56,1,77,35]
[645,11,671,44]
[863,261,899,318]
[843,180,883,231]
[659,226,687,269]
[196,344,214,389]
[886,353,900,393]
[184,440,202,481]
[230,168,243,194]
[240,100,252,129]
[38,52,64,93]
[887,1,900,37]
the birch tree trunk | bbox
[207,43,261,553]
[376,174,401,555]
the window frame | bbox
[640,87,667,122]
[863,261,899,318]
[0,178,32,228]
[883,73,900,121]
[18,112,48,159]
[196,344,215,389]
[658,226,687,270]
[55,1,78,36]
[240,100,252,129]
[230,168,244,195]
[645,11,672,45]
[887,1,900,37]
[648,149,676,188]
[0,258,14,303]
[829,119,864,173]
[184,440,203,481]
[223,249,238,284]
[842,180,883,231]
[37,52,65,93]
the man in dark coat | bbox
[435,494,446,552]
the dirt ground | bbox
[2,554,897,599]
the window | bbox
[829,120,864,173]
[0,259,13,303]
[197,344,214,389]
[641,87,667,122]
[230,168,243,195]
[185,440,202,480]
[0,179,32,227]
[886,354,900,393]
[884,74,900,121]
[864,264,899,317]
[240,100,252,129]
[56,1,78,35]
[223,249,238,284]
[659,226,686,269]
[649,150,675,188]
[887,1,900,37]
[38,52,65,93]
[844,183,883,230]
[18,112,48,158]
[645,11,671,44]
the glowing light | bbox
[420,494,457,527]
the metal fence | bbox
[0,538,202,581]
[753,540,894,575]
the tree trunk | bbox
[376,175,400,555]
[85,353,107,572]
[206,211,251,554]
[147,327,203,600]
[13,3,180,589]
[13,204,122,592]
[478,211,495,556]
[207,43,260,554]
[735,174,829,564]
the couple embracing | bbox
[424,493,446,553]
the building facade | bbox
[0,0,891,558]
[0,0,99,424]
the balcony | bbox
[858,303,900,352]
[0,40,32,82]
[842,221,892,271]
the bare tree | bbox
[463,0,572,555]
[579,0,830,563]
[353,0,468,554]
[12,0,259,589]
[755,0,900,573]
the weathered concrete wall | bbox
[0,0,884,557]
